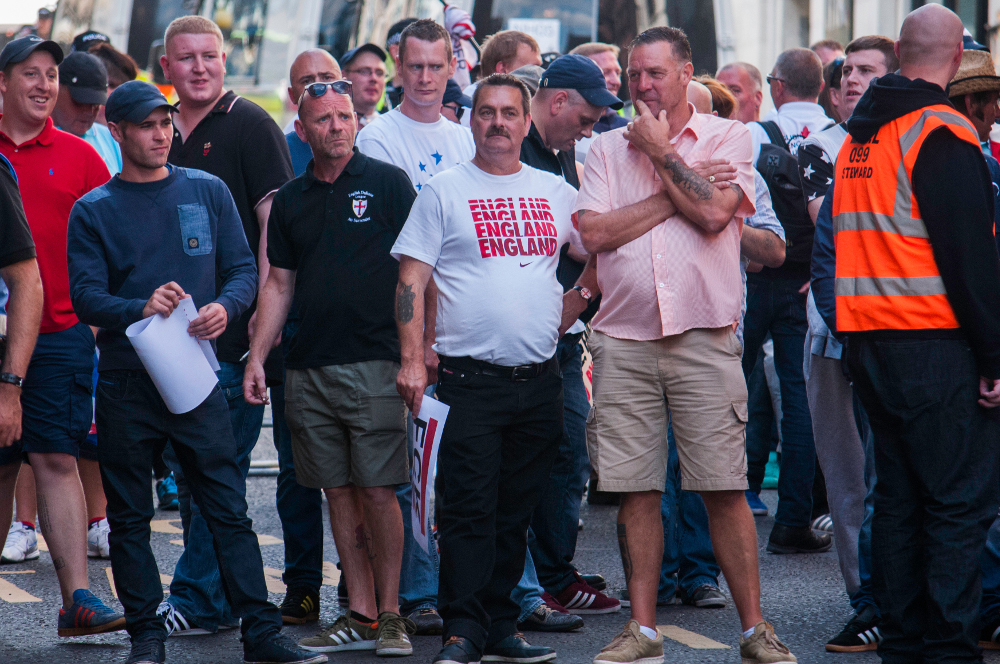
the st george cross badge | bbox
[352,198,368,217]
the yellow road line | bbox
[36,534,48,552]
[658,625,730,649]
[322,561,340,586]
[171,533,282,546]
[0,570,36,574]
[0,576,42,602]
[105,567,118,598]
[150,519,184,534]
[261,567,286,594]
[161,574,173,585]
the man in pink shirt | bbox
[574,27,796,664]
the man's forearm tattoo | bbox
[396,283,415,323]
[663,154,714,201]
[617,523,633,582]
[728,182,745,204]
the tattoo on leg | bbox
[663,154,715,201]
[53,557,66,571]
[355,524,376,560]
[37,494,51,535]
[617,523,633,583]
[396,283,415,324]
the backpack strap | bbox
[756,120,789,151]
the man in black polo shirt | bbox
[517,54,624,616]
[244,81,418,658]
[157,15,294,636]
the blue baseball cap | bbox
[0,35,63,71]
[539,54,623,110]
[341,43,387,68]
[105,80,177,124]
[443,79,472,107]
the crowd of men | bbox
[1,3,1000,664]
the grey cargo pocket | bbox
[178,204,213,256]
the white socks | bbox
[742,627,756,640]
[638,625,659,640]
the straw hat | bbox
[949,49,1000,97]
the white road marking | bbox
[658,625,730,649]
[0,576,42,602]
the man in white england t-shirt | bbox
[355,18,475,193]
[392,74,578,664]
[354,18,474,636]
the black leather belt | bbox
[438,355,557,382]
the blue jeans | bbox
[96,370,280,645]
[271,320,324,591]
[742,275,816,528]
[512,542,545,623]
[745,349,779,493]
[982,517,1000,620]
[164,361,266,630]
[529,334,590,594]
[852,392,877,614]
[659,420,719,600]
[399,384,440,614]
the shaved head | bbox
[687,80,713,114]
[288,49,341,107]
[897,4,964,89]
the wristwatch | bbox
[572,286,593,301]
[0,373,23,388]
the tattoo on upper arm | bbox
[617,523,633,582]
[663,154,714,201]
[396,283,415,323]
[727,183,745,205]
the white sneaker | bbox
[1,521,40,563]
[157,600,212,636]
[87,518,111,559]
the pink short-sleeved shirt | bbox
[573,106,756,341]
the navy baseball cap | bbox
[59,52,109,105]
[341,43,387,68]
[539,54,623,110]
[72,30,112,53]
[105,80,177,124]
[443,79,472,107]
[0,35,63,71]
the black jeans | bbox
[96,370,281,646]
[434,356,563,651]
[846,337,1000,663]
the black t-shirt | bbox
[0,158,35,270]
[267,149,416,369]
[168,91,294,375]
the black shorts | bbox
[0,322,96,465]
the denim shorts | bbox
[0,322,96,465]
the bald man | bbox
[834,5,1000,662]
[285,49,342,175]
[270,47,343,625]
[687,80,713,114]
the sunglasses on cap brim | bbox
[299,80,353,106]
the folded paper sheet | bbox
[126,298,221,414]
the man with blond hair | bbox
[155,14,296,638]
[571,42,628,138]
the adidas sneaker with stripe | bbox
[554,572,621,615]
[298,614,378,652]
[825,606,881,652]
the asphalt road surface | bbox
[1,423,995,664]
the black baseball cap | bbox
[341,43,387,68]
[71,30,111,53]
[539,54,624,110]
[105,80,177,124]
[0,35,63,71]
[59,52,109,105]
[386,18,419,47]
[443,79,472,107]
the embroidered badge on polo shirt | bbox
[348,189,373,223]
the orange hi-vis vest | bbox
[833,105,981,332]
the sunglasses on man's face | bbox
[444,103,465,121]
[299,80,353,105]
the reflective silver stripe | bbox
[835,275,947,297]
[899,109,977,156]
[833,211,929,238]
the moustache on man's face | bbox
[486,127,510,138]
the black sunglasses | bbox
[299,80,353,105]
[444,103,465,121]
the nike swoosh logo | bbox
[520,262,532,267]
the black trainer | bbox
[280,586,320,625]
[517,603,584,632]
[434,636,482,664]
[766,523,833,554]
[579,573,607,591]
[680,584,727,608]
[980,613,1000,650]
[244,632,329,664]
[126,637,166,664]
[407,607,444,635]
[482,633,556,663]
[825,605,881,652]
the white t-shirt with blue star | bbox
[355,108,475,192]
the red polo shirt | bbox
[0,116,110,333]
